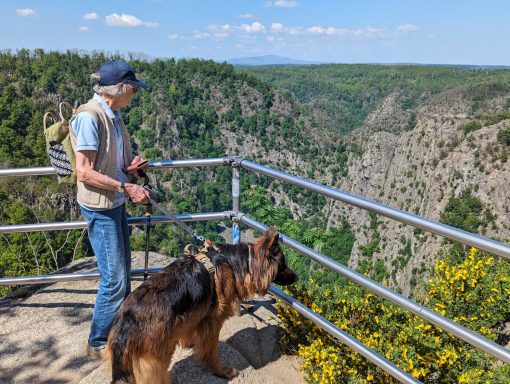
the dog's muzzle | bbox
[274,267,297,286]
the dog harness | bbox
[183,241,218,305]
[183,240,218,276]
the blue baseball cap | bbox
[97,60,148,89]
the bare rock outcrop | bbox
[330,89,510,295]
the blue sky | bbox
[0,0,509,65]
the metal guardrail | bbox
[0,158,231,178]
[0,212,230,234]
[240,159,510,261]
[0,166,56,177]
[0,268,164,286]
[1,157,510,381]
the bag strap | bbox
[43,111,58,131]
[59,101,74,123]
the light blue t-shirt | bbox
[71,94,128,209]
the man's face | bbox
[117,84,137,109]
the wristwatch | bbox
[117,182,125,194]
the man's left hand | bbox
[126,155,149,174]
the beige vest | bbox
[69,99,133,209]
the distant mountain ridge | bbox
[380,62,510,70]
[227,54,320,66]
[229,56,510,69]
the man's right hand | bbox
[125,183,150,205]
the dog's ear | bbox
[254,227,281,260]
[265,226,279,249]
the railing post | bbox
[231,156,243,244]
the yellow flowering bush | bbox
[277,248,510,383]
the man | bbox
[70,60,150,356]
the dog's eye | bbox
[269,251,282,262]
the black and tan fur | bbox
[107,227,297,384]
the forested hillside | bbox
[240,64,510,135]
[2,50,510,294]
[0,49,347,293]
[1,50,510,382]
[242,63,510,294]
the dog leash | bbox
[133,169,206,242]
[138,171,207,280]
[128,166,211,279]
[147,197,205,242]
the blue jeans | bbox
[80,203,131,347]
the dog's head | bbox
[253,227,297,288]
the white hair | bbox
[90,72,131,97]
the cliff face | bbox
[209,81,510,296]
[328,89,510,294]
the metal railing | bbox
[1,157,509,383]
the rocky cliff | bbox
[330,88,510,295]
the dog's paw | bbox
[217,366,238,379]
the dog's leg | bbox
[193,320,238,379]
[133,353,172,384]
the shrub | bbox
[463,120,482,134]
[497,128,510,146]
[278,248,510,383]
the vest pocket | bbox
[80,183,101,206]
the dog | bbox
[107,227,297,384]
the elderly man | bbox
[70,60,150,357]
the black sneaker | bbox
[87,344,107,359]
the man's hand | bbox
[125,183,150,205]
[126,155,149,174]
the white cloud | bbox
[265,1,299,8]
[79,26,90,32]
[175,21,418,46]
[275,0,299,7]
[105,13,158,28]
[397,24,419,33]
[271,23,284,32]
[83,12,98,20]
[208,24,234,38]
[241,22,265,33]
[269,23,418,39]
[194,31,210,39]
[167,33,184,40]
[307,26,326,34]
[238,13,253,19]
[16,8,37,17]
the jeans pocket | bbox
[80,206,95,224]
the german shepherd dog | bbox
[107,227,297,384]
